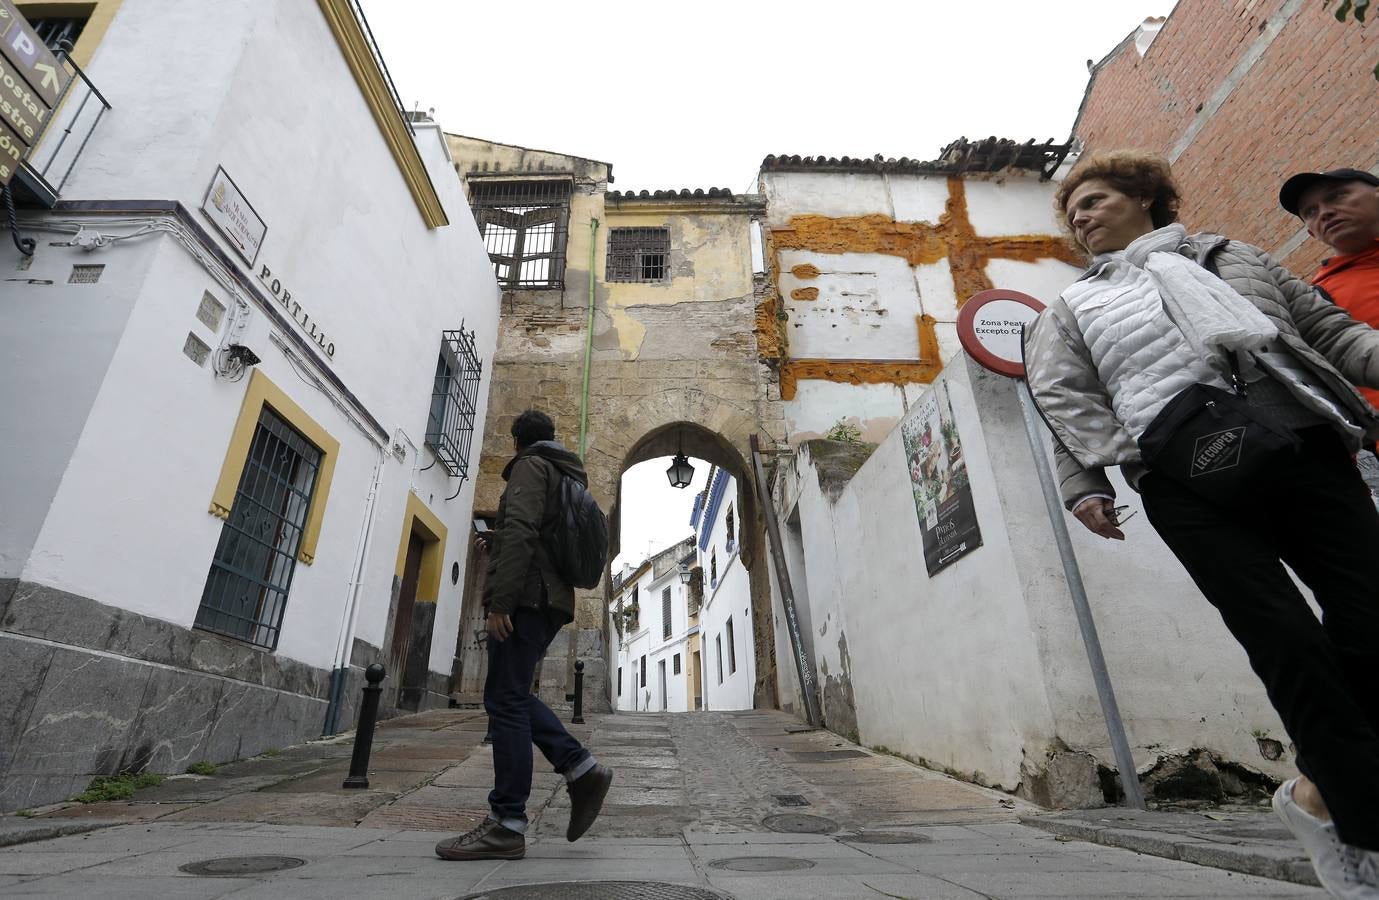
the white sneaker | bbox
[1273,778,1379,899]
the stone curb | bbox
[0,818,123,849]
[1019,815,1320,888]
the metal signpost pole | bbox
[1016,383,1146,810]
[956,289,1145,810]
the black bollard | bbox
[571,660,585,724]
[343,663,386,789]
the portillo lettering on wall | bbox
[257,264,336,359]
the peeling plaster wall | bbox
[776,356,1295,795]
[445,137,784,712]
[759,169,1082,448]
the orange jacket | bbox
[1313,239,1379,408]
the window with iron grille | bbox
[640,654,647,687]
[27,15,87,51]
[606,227,670,283]
[426,326,482,479]
[470,179,570,289]
[673,653,681,675]
[661,587,672,639]
[196,407,321,650]
[617,666,622,696]
[727,618,737,674]
[716,636,724,684]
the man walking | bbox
[436,410,612,861]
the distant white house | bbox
[692,466,754,711]
[609,537,697,712]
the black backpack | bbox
[543,474,609,589]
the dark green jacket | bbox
[483,441,584,624]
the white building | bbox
[0,0,499,812]
[609,537,696,713]
[761,145,1294,806]
[692,467,755,711]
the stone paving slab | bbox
[1022,807,1320,888]
[160,790,391,826]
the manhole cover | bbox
[841,832,932,844]
[458,884,726,899]
[773,793,810,807]
[788,750,868,762]
[762,813,839,834]
[709,856,816,872]
[180,856,306,877]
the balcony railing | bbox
[13,45,111,207]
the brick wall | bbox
[1073,0,1378,275]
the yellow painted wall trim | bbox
[16,1,123,67]
[394,491,448,604]
[315,0,448,229]
[208,369,341,565]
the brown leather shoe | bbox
[565,764,613,842]
[435,818,525,861]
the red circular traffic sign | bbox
[956,289,1047,378]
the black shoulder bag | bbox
[1137,355,1301,504]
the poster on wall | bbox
[901,378,982,576]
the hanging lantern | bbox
[666,452,694,489]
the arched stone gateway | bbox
[445,134,784,713]
[612,419,777,710]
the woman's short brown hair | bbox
[1055,150,1181,241]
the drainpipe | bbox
[323,444,387,736]
[578,217,599,458]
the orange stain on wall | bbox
[760,177,1079,397]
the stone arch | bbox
[600,406,779,711]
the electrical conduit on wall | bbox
[323,444,387,735]
[579,218,598,458]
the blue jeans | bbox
[485,607,588,831]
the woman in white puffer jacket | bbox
[1024,151,1379,899]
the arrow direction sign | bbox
[0,0,71,109]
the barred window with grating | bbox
[673,653,681,675]
[606,227,670,283]
[470,179,570,289]
[662,587,672,639]
[727,617,737,674]
[28,16,88,51]
[196,407,321,650]
[426,327,482,479]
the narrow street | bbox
[0,709,1321,899]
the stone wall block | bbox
[120,667,221,774]
[201,681,281,763]
[0,636,57,777]
[6,648,150,778]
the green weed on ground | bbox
[185,761,218,776]
[70,772,164,804]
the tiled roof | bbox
[607,187,737,200]
[762,137,1073,179]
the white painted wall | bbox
[610,565,693,712]
[763,168,1082,449]
[697,474,754,711]
[6,0,500,681]
[774,357,1293,789]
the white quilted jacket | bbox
[1062,259,1226,440]
[1024,233,1379,509]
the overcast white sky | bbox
[362,0,1178,570]
[363,0,1179,194]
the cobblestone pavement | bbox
[0,708,1323,899]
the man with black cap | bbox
[1279,167,1379,409]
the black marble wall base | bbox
[0,583,451,812]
